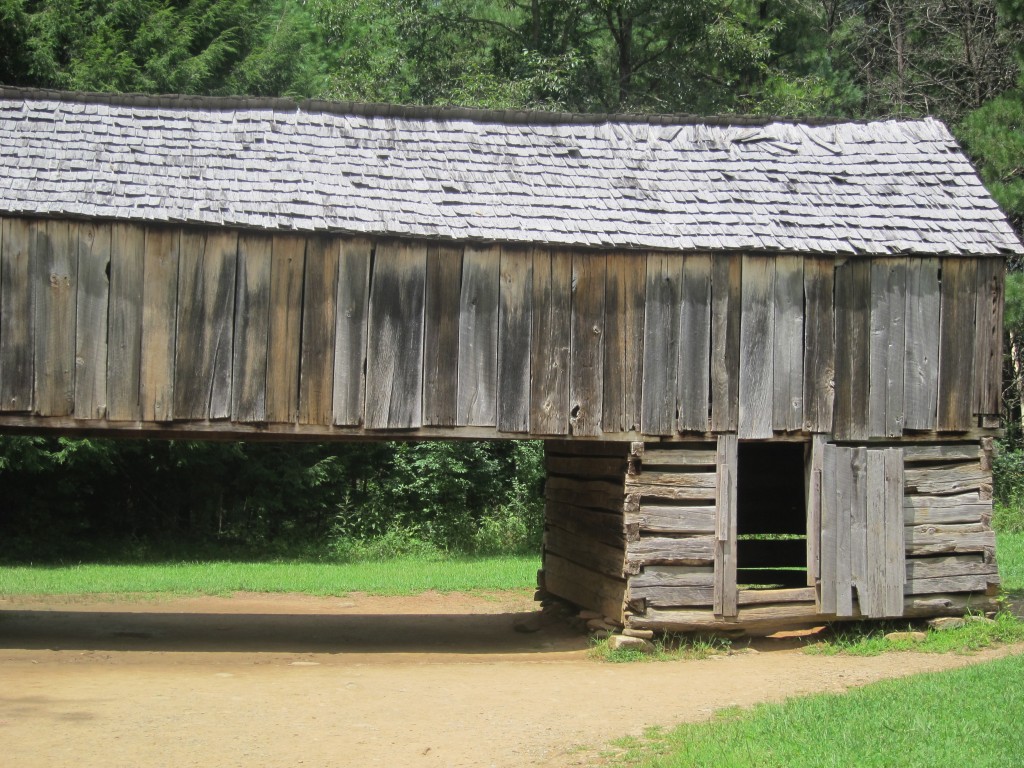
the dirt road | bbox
[1,591,1019,768]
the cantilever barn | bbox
[1,87,1022,633]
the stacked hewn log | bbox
[541,440,631,621]
[903,439,999,606]
[542,437,1001,634]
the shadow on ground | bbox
[0,608,587,655]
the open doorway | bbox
[735,441,808,590]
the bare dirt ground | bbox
[2,591,1021,768]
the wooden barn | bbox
[1,87,1022,633]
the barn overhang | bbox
[1,88,1021,630]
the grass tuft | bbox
[804,610,1024,657]
[590,633,732,663]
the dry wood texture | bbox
[0,217,1000,442]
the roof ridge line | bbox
[0,84,902,128]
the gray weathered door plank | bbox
[819,443,838,614]
[834,445,857,617]
[713,433,738,618]
[883,447,906,616]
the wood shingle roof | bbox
[1,87,1021,256]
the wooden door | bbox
[817,443,905,618]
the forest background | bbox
[2,0,1024,562]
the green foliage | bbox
[605,654,1024,767]
[0,436,545,561]
[993,446,1024,532]
[958,91,1024,236]
[998,531,1024,590]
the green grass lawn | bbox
[998,532,1023,593]
[0,555,540,597]
[610,653,1024,767]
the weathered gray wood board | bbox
[802,258,834,432]
[333,238,373,426]
[457,245,499,427]
[738,255,775,439]
[265,235,305,423]
[365,241,426,429]
[232,234,271,423]
[0,216,1006,442]
[714,434,738,617]
[497,246,533,433]
[937,258,978,431]
[73,222,110,420]
[32,220,77,417]
[140,227,179,422]
[0,218,33,412]
[903,259,940,430]
[603,252,645,434]
[105,223,145,421]
[530,249,572,435]
[820,444,905,618]
[677,254,711,433]
[174,230,237,420]
[422,244,463,427]
[772,256,803,432]
[569,252,606,436]
[710,254,741,432]
[640,253,681,436]
[298,237,339,425]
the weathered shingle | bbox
[0,88,1021,255]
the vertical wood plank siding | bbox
[73,222,110,420]
[0,217,1003,438]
